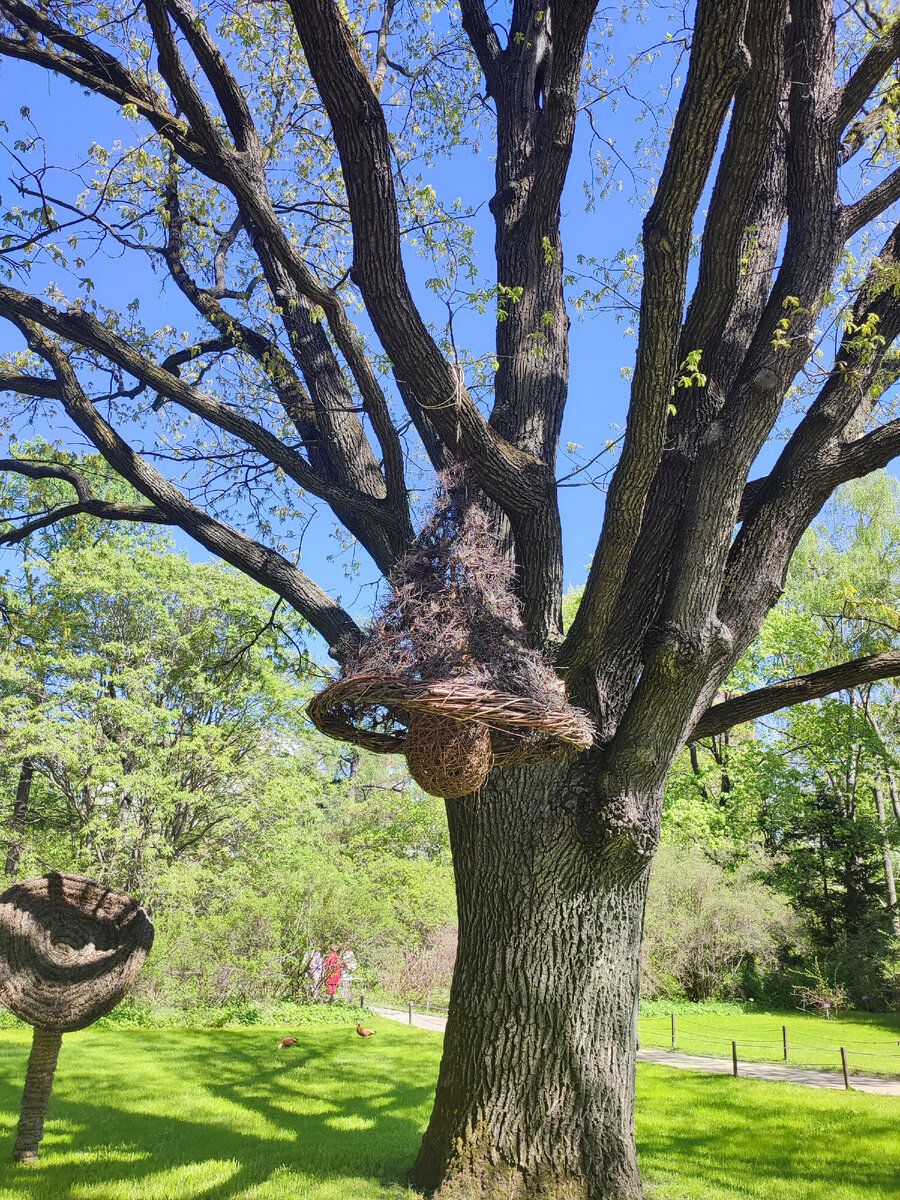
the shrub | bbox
[643,844,799,1002]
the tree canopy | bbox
[3,3,900,1197]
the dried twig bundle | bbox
[309,470,593,796]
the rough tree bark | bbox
[412,763,649,1199]
[1,1,900,1196]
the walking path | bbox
[372,1004,448,1033]
[371,1006,900,1096]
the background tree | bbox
[675,474,900,1005]
[641,843,798,1003]
[2,3,900,1196]
[0,473,457,1006]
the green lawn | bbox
[638,1009,900,1076]
[0,1023,895,1199]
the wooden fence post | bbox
[783,1026,788,1062]
[841,1046,850,1090]
[732,1041,738,1077]
[408,1001,413,1026]
[671,1013,676,1049]
[360,990,365,1009]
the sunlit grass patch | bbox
[0,1023,896,1199]
[636,1063,900,1199]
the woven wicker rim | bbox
[307,675,594,766]
[0,872,153,1033]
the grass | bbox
[0,1023,895,1199]
[636,1064,900,1200]
[638,1008,900,1076]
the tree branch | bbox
[458,0,501,95]
[723,220,900,634]
[286,0,548,510]
[0,284,398,533]
[691,650,900,740]
[6,321,361,657]
[0,371,60,400]
[162,0,261,154]
[0,0,218,176]
[831,416,900,479]
[0,493,175,548]
[558,0,751,671]
[372,0,397,96]
[836,15,900,132]
[1,0,412,555]
[839,100,897,164]
[846,163,900,234]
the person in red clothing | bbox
[324,945,342,1002]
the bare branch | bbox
[156,337,235,388]
[8,321,361,656]
[0,495,174,547]
[372,0,397,96]
[0,372,60,400]
[691,650,900,740]
[286,0,548,510]
[458,0,501,94]
[0,457,96,502]
[724,220,900,631]
[832,416,900,479]
[846,163,900,234]
[143,0,231,164]
[0,0,218,177]
[158,174,411,566]
[839,100,897,164]
[558,0,751,671]
[0,284,396,531]
[836,15,900,132]
[162,0,261,154]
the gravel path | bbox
[371,1005,900,1096]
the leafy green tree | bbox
[642,843,798,1002]
[680,476,900,1001]
[0,537,313,892]
[4,4,900,1194]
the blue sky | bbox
[0,4,890,633]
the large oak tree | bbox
[2,1,900,1195]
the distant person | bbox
[306,948,325,1000]
[340,943,358,1000]
[324,945,342,1002]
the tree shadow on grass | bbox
[0,1026,440,1199]
[636,1066,900,1199]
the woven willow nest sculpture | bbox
[0,873,153,1162]
[308,471,594,798]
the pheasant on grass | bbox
[356,1022,375,1038]
[277,1036,298,1050]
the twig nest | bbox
[0,873,154,1033]
[307,469,595,796]
[405,712,492,799]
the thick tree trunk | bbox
[411,761,651,1200]
[5,758,34,878]
[12,1027,63,1163]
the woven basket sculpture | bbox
[308,471,594,798]
[0,873,153,1162]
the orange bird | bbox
[277,1036,298,1050]
[356,1022,375,1038]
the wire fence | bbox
[373,1000,900,1084]
[638,1012,900,1085]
